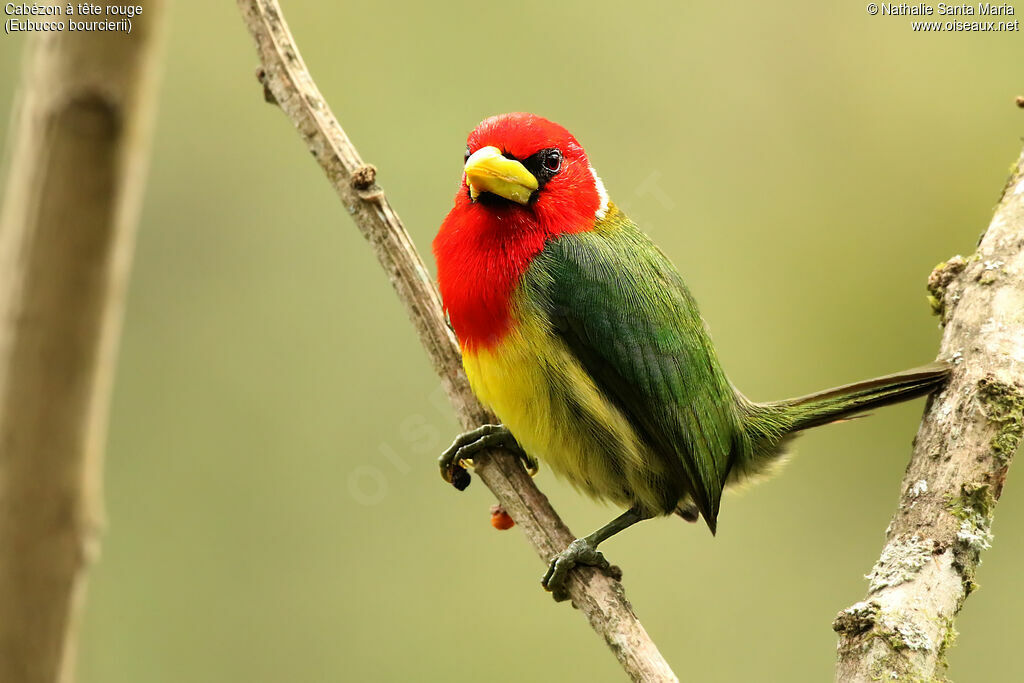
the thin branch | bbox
[0,4,166,682]
[235,1,677,681]
[833,149,1024,681]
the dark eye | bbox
[522,147,563,188]
[542,149,562,174]
[464,146,471,162]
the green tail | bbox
[770,361,951,432]
[734,361,951,481]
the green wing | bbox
[522,207,745,531]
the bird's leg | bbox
[438,423,538,490]
[542,506,649,602]
[673,501,700,523]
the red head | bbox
[433,113,610,349]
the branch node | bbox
[352,164,384,202]
[833,600,881,636]
[350,163,377,190]
[255,66,278,105]
[926,254,967,322]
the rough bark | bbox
[235,1,678,681]
[833,150,1024,681]
[0,5,165,682]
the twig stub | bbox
[350,163,377,190]
[255,66,277,105]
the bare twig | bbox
[0,4,166,682]
[833,150,1024,681]
[235,1,677,681]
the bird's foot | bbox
[438,423,538,490]
[542,538,610,602]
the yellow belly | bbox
[461,313,675,514]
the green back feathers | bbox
[515,205,949,531]
[521,205,746,531]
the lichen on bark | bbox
[865,535,935,592]
[976,376,1024,464]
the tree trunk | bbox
[833,150,1024,681]
[0,4,165,682]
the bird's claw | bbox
[438,424,537,490]
[541,538,609,602]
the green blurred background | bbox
[1,2,1021,681]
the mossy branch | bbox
[833,148,1024,681]
[235,1,678,681]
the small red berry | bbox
[490,504,515,530]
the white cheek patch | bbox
[589,165,610,220]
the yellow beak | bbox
[464,146,539,205]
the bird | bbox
[433,112,949,601]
